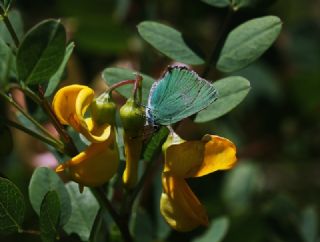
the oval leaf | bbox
[17,19,66,85]
[137,21,204,65]
[194,216,230,242]
[40,191,60,242]
[217,16,282,73]
[0,177,25,235]
[202,0,230,7]
[45,42,75,97]
[63,182,99,241]
[195,76,250,122]
[29,167,71,226]
[102,67,155,104]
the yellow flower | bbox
[53,85,119,188]
[160,131,237,232]
[52,84,110,143]
[56,126,119,187]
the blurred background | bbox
[1,0,320,241]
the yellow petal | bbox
[160,173,208,232]
[192,135,237,177]
[82,118,111,143]
[53,85,110,142]
[52,85,89,125]
[56,128,119,187]
[164,140,205,178]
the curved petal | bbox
[164,140,205,178]
[53,85,110,142]
[52,85,85,125]
[82,118,111,143]
[192,135,237,177]
[160,173,208,232]
[56,127,119,187]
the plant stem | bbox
[0,91,63,147]
[92,187,133,242]
[202,7,234,78]
[0,7,20,48]
[6,119,64,152]
[8,83,78,157]
[107,79,136,96]
[19,229,41,236]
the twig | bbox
[0,6,20,48]
[6,119,64,153]
[91,187,133,242]
[202,8,234,78]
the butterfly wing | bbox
[147,66,218,125]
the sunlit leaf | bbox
[29,167,71,226]
[40,191,60,242]
[217,16,282,73]
[102,67,155,104]
[195,76,250,122]
[0,177,25,234]
[17,19,66,85]
[138,21,205,65]
[194,216,229,242]
[63,182,99,241]
[45,42,75,97]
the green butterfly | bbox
[146,66,218,126]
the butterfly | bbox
[146,66,218,126]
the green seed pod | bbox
[0,125,13,157]
[91,93,116,125]
[119,98,145,137]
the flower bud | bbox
[119,98,145,138]
[91,93,116,125]
[120,98,145,189]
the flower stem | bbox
[0,90,63,147]
[91,187,133,242]
[0,6,20,48]
[6,119,64,153]
[106,79,136,96]
[8,83,78,157]
[202,7,234,78]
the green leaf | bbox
[0,10,24,46]
[299,206,318,242]
[217,16,282,73]
[0,38,15,87]
[64,182,99,241]
[194,216,229,242]
[231,0,252,9]
[195,76,250,122]
[0,177,25,235]
[137,21,204,65]
[29,167,71,226]
[102,67,155,104]
[40,191,60,242]
[143,127,169,161]
[17,19,66,85]
[222,161,264,214]
[45,42,75,97]
[202,0,230,7]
